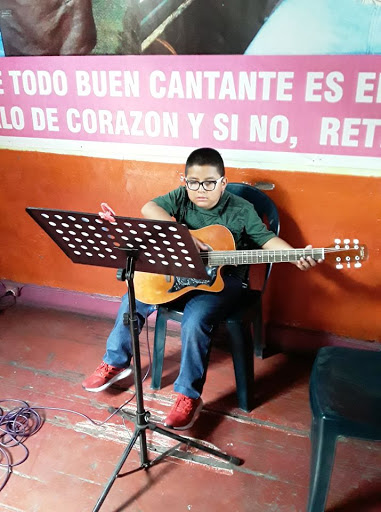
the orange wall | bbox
[0,149,380,341]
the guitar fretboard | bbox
[207,248,326,266]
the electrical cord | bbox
[0,399,41,491]
[0,308,154,492]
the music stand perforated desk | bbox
[26,207,243,511]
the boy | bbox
[82,148,319,429]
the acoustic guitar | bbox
[133,224,367,305]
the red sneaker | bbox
[164,394,203,430]
[82,362,132,392]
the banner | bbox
[1,55,381,161]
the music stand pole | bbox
[25,208,244,512]
[93,248,242,511]
[93,250,147,511]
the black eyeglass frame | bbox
[184,176,225,191]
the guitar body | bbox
[134,225,236,305]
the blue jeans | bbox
[104,274,244,399]
[245,0,381,55]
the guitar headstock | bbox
[325,239,368,269]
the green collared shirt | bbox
[152,186,276,281]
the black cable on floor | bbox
[0,309,154,492]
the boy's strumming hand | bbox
[192,236,209,252]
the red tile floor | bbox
[0,305,380,512]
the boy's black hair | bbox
[185,148,225,176]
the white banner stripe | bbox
[1,136,380,177]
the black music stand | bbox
[26,207,243,511]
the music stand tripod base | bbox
[26,208,244,511]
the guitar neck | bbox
[207,248,326,266]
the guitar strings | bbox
[198,247,359,258]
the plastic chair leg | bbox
[307,416,338,512]
[151,310,168,390]
[253,302,272,359]
[226,322,254,412]
[253,305,264,358]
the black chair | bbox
[307,346,381,511]
[150,183,280,412]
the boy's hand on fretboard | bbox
[294,244,323,271]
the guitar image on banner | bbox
[134,225,368,305]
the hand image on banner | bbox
[0,0,96,56]
[3,1,380,58]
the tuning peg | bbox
[334,238,341,244]
[336,264,344,269]
[344,238,350,244]
[355,262,362,268]
[353,238,359,244]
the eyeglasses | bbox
[185,176,224,191]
